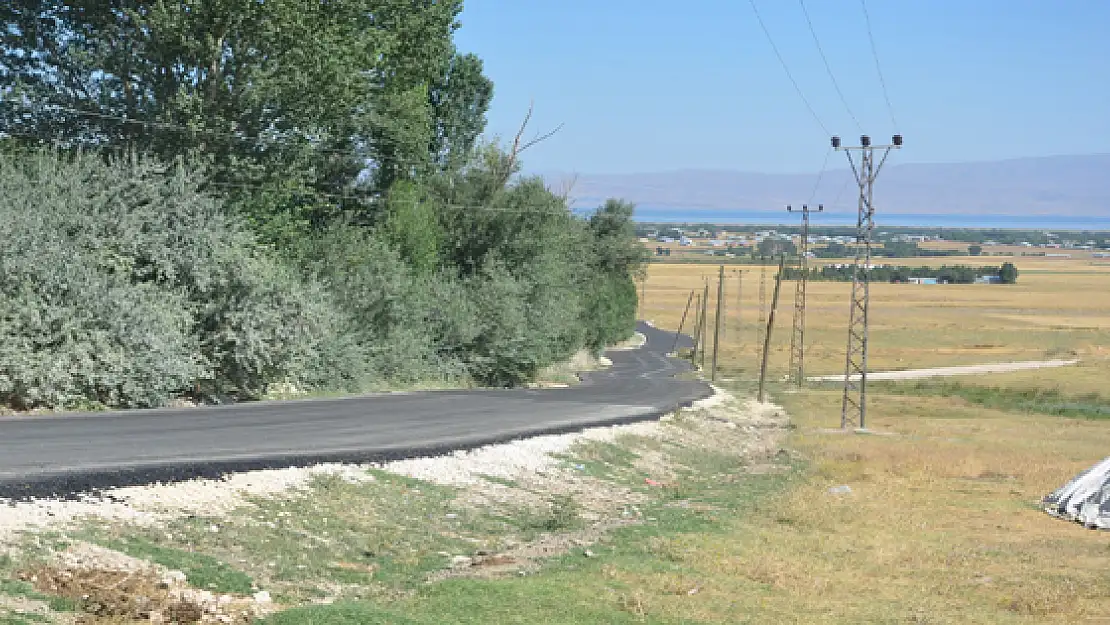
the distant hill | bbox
[545,154,1110,218]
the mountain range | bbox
[543,154,1109,218]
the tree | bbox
[428,52,494,171]
[882,241,921,258]
[756,238,797,258]
[999,262,1019,284]
[968,245,983,256]
[0,0,481,237]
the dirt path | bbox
[807,358,1080,382]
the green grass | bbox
[79,470,508,605]
[102,538,254,594]
[256,464,795,624]
[558,440,641,481]
[878,380,1110,419]
[0,614,50,625]
[250,424,797,625]
[506,494,584,536]
[0,578,78,613]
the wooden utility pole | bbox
[690,292,702,363]
[757,262,768,370]
[735,270,743,361]
[758,256,787,402]
[672,290,696,354]
[711,265,725,381]
[700,281,710,369]
[639,275,647,319]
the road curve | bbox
[0,322,709,499]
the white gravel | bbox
[0,463,374,545]
[1,392,718,546]
[382,419,661,488]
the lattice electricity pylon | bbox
[836,134,903,429]
[787,204,822,386]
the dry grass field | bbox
[641,255,1110,379]
[629,253,1110,622]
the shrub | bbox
[0,152,359,409]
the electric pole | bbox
[700,280,710,369]
[711,265,725,381]
[757,262,767,369]
[734,270,743,359]
[787,204,822,386]
[690,292,703,363]
[639,275,647,319]
[835,134,903,429]
[758,256,786,403]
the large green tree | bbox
[0,0,490,234]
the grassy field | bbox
[627,253,1110,622]
[640,255,1110,378]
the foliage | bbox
[0,152,361,409]
[999,262,1019,284]
[0,0,489,238]
[0,4,647,408]
[755,237,797,258]
[581,200,647,351]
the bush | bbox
[0,152,359,409]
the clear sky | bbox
[454,1,1110,175]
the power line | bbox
[798,0,862,132]
[806,146,832,204]
[747,0,831,136]
[859,0,899,131]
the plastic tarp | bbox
[1043,456,1110,530]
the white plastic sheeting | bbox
[1043,456,1110,530]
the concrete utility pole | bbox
[834,134,903,429]
[787,204,822,386]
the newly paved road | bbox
[0,322,709,498]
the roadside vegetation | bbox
[0,1,645,411]
[3,376,1109,623]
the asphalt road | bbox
[0,322,709,498]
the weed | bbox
[512,494,583,535]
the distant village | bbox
[639,226,1110,260]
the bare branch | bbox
[518,122,563,154]
[498,101,562,188]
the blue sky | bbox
[454,1,1110,175]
